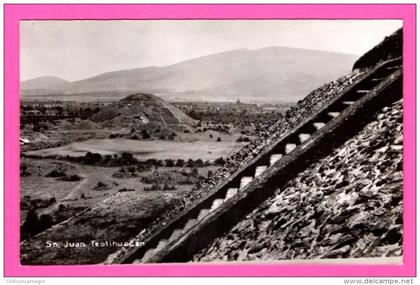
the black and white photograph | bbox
[19,19,403,265]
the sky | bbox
[20,20,402,82]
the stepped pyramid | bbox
[88,93,195,127]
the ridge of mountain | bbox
[21,47,358,102]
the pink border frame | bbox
[4,4,416,277]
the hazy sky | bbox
[20,20,402,81]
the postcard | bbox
[3,3,416,278]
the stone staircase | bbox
[113,58,402,264]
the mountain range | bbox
[21,47,358,103]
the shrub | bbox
[60,174,83,182]
[121,152,137,165]
[137,163,151,172]
[163,184,177,191]
[118,188,135,193]
[39,214,53,231]
[141,130,150,139]
[127,166,136,174]
[165,159,175,167]
[102,154,112,164]
[216,137,221,142]
[21,208,41,237]
[237,136,251,142]
[175,159,185,167]
[145,159,163,167]
[214,157,226,165]
[83,152,102,165]
[145,159,157,165]
[94,181,108,190]
[195,159,204,167]
[45,169,66,178]
[186,159,195,168]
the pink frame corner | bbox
[4,4,416,277]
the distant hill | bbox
[21,76,71,95]
[89,93,195,129]
[21,47,358,103]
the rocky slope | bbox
[353,28,402,71]
[194,99,403,262]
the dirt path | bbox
[62,174,89,200]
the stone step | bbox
[285,143,297,154]
[197,208,210,221]
[141,248,156,262]
[240,176,253,190]
[313,122,326,130]
[210,199,224,212]
[168,228,183,242]
[182,218,197,233]
[371,77,385,82]
[154,239,168,253]
[224,188,238,201]
[327,112,340,118]
[269,154,283,166]
[342,100,355,106]
[298,133,311,143]
[357,89,370,94]
[254,165,268,177]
